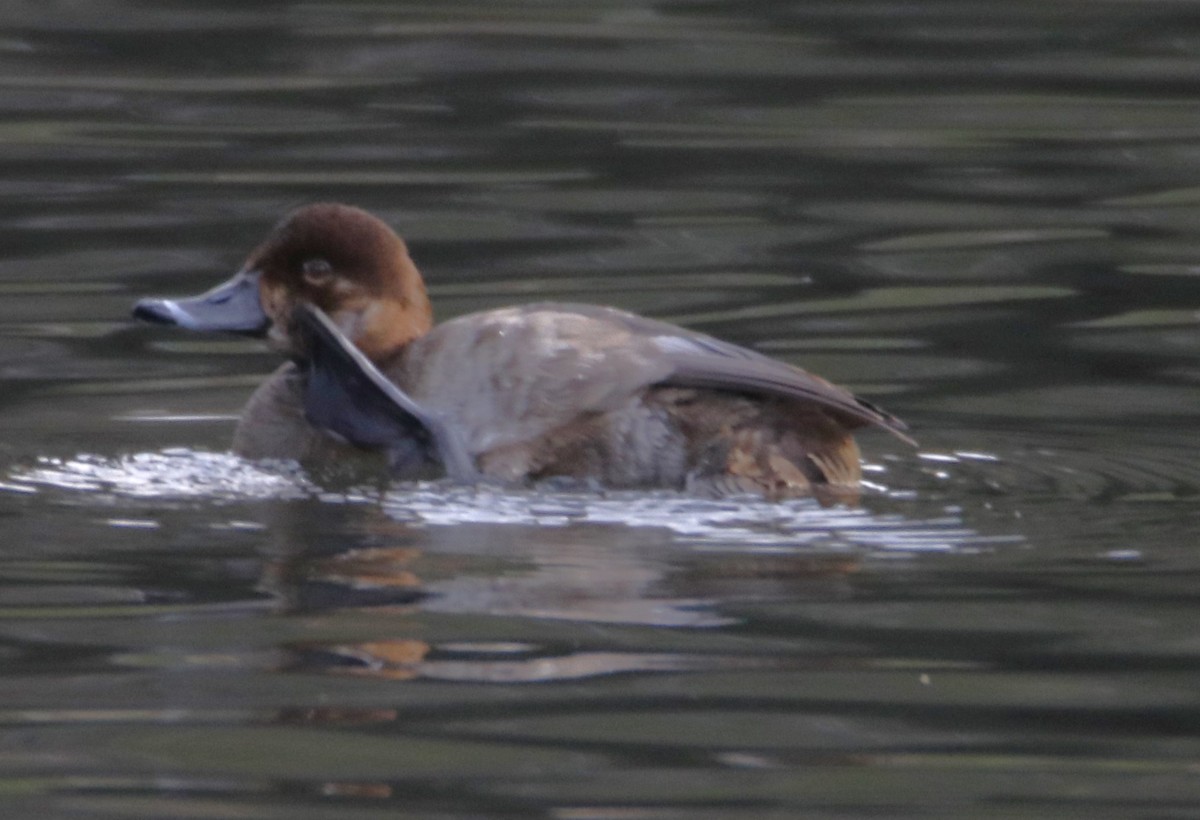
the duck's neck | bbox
[352,253,434,362]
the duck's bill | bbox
[132,270,269,335]
[292,303,478,483]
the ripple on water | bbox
[3,449,1013,554]
[380,485,1009,553]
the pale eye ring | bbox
[302,258,334,284]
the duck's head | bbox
[133,203,433,362]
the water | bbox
[2,1,1200,817]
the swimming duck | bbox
[134,203,912,500]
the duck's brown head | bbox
[251,204,432,360]
[133,203,433,363]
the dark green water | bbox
[1,2,1199,817]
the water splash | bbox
[5,449,1017,553]
[8,449,315,502]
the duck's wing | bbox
[654,332,914,445]
[540,303,915,446]
[292,304,479,481]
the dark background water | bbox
[1,2,1200,817]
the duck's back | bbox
[392,306,671,452]
[388,303,882,499]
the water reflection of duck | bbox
[270,533,862,682]
[134,203,912,500]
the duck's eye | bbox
[302,258,334,286]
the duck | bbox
[133,203,913,501]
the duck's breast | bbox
[234,361,384,468]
